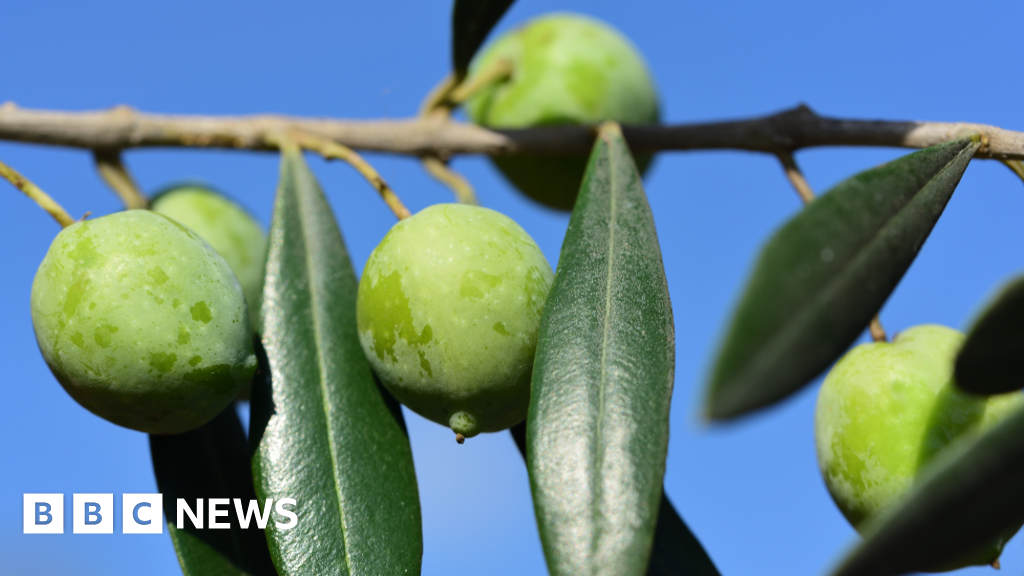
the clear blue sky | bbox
[2,1,1023,575]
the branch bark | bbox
[1,102,1023,160]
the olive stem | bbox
[447,58,513,106]
[284,131,412,221]
[420,155,478,205]
[1000,159,1024,184]
[776,151,816,204]
[991,558,1000,570]
[869,317,888,343]
[419,58,512,118]
[94,149,148,209]
[414,60,509,205]
[776,151,890,343]
[418,73,459,118]
[455,433,466,444]
[0,158,75,228]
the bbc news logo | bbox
[23,494,297,534]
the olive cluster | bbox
[31,12,657,439]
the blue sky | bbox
[2,1,1023,575]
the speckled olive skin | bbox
[815,325,1024,570]
[31,210,257,434]
[356,204,553,438]
[465,13,659,210]
[150,185,266,332]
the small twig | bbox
[776,151,816,204]
[991,558,1000,570]
[777,151,890,343]
[420,156,478,205]
[447,58,512,105]
[869,317,888,343]
[1000,159,1024,183]
[285,131,411,221]
[419,59,513,120]
[0,158,75,228]
[455,433,465,445]
[94,149,148,209]
[415,61,509,205]
[418,74,459,118]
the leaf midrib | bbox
[294,158,354,576]
[591,138,618,567]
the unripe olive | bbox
[465,13,660,210]
[815,325,1024,570]
[150,185,266,332]
[31,210,257,434]
[356,204,553,440]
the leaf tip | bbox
[692,405,715,430]
[702,389,740,423]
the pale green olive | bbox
[31,210,257,434]
[815,324,1024,570]
[465,13,660,210]
[150,185,266,332]
[356,204,553,440]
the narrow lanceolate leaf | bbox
[955,275,1024,394]
[150,403,276,576]
[510,424,720,576]
[250,147,421,575]
[451,0,515,77]
[528,122,675,576]
[706,137,980,420]
[829,404,1024,576]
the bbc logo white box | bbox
[73,493,114,534]
[122,494,163,534]
[23,494,64,534]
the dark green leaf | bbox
[706,137,981,420]
[452,0,515,77]
[646,494,721,576]
[250,147,422,575]
[956,275,1024,394]
[150,403,276,576]
[527,123,675,576]
[509,424,720,576]
[828,404,1024,576]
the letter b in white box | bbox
[123,494,163,534]
[73,493,113,534]
[23,494,63,534]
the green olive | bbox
[150,185,266,332]
[465,13,660,210]
[815,324,1024,570]
[31,210,257,434]
[356,204,553,440]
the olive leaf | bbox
[150,403,277,576]
[510,424,719,576]
[955,274,1024,394]
[451,0,515,78]
[527,122,675,576]
[250,146,421,575]
[706,136,981,420]
[828,403,1024,576]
